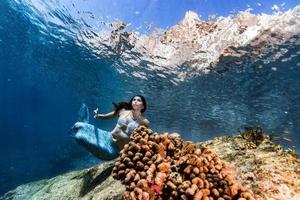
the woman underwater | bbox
[94,95,150,149]
[72,95,150,160]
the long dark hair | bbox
[113,95,147,114]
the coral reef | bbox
[239,126,265,146]
[2,127,299,200]
[112,126,259,200]
[201,133,300,200]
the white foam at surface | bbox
[79,6,300,83]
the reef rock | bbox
[0,161,124,200]
[1,126,300,200]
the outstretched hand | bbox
[93,107,100,118]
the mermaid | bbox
[70,95,150,160]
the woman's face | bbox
[131,96,144,111]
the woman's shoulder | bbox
[118,108,130,116]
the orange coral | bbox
[112,126,258,200]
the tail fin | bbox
[78,103,90,123]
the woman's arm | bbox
[94,111,117,120]
[132,110,150,127]
[137,117,150,127]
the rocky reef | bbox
[1,126,299,200]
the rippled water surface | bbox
[0,0,299,195]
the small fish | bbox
[282,137,292,142]
[150,184,161,193]
[221,167,237,175]
[270,135,282,141]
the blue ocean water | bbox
[1,0,299,196]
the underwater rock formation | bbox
[112,126,258,200]
[200,132,300,200]
[1,126,299,200]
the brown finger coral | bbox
[112,125,258,200]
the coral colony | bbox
[112,126,258,200]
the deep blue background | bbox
[0,0,125,194]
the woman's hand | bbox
[93,107,100,119]
[93,109,116,120]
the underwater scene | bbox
[0,0,300,199]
